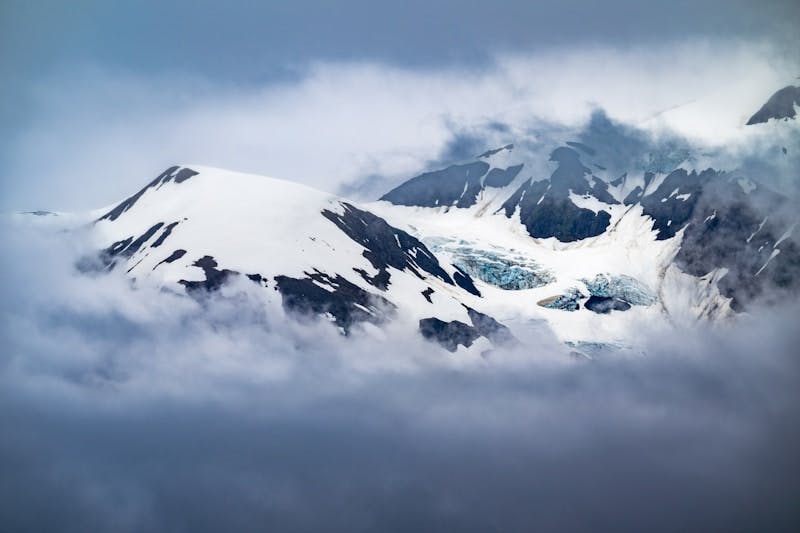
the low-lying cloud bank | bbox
[1,220,799,532]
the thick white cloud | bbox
[1,219,799,532]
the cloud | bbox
[2,39,797,211]
[1,216,800,532]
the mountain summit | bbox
[45,88,798,355]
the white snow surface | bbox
[74,164,735,350]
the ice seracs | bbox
[38,85,800,354]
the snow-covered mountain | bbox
[25,86,800,355]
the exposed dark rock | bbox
[640,169,711,240]
[172,255,268,293]
[623,186,643,205]
[274,269,396,332]
[673,176,800,310]
[518,194,611,243]
[170,168,199,184]
[589,177,619,205]
[246,273,267,286]
[153,249,186,270]
[453,266,481,296]
[483,164,523,188]
[500,147,615,242]
[322,202,454,290]
[380,161,490,208]
[610,174,626,187]
[421,287,435,303]
[104,237,133,259]
[150,221,180,248]
[746,85,800,125]
[179,255,238,293]
[95,222,166,270]
[121,223,165,257]
[465,306,516,346]
[419,306,515,352]
[584,295,631,314]
[419,318,480,352]
[98,166,198,222]
[643,172,655,189]
[353,268,391,291]
[477,144,514,158]
[548,147,594,194]
[500,178,545,218]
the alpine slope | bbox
[25,85,800,356]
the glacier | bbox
[538,275,655,313]
[537,288,584,311]
[425,239,555,290]
[580,273,656,306]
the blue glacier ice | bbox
[452,250,555,290]
[580,273,656,306]
[424,238,555,290]
[537,287,584,311]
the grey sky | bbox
[1,5,800,528]
[1,0,798,210]
[3,1,798,79]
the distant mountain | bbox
[747,85,800,125]
[377,131,799,317]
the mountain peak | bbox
[746,85,800,125]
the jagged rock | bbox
[380,161,490,208]
[419,306,515,352]
[275,269,396,332]
[179,255,238,293]
[322,202,455,290]
[584,295,631,314]
[640,168,711,240]
[500,147,615,242]
[98,166,198,222]
[453,266,481,296]
[483,164,523,188]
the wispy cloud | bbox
[3,39,796,211]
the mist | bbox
[2,2,800,529]
[1,213,799,532]
[2,39,797,212]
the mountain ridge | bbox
[16,87,800,355]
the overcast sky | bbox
[2,4,800,530]
[1,0,798,210]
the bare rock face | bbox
[746,86,800,125]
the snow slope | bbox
[81,160,736,353]
[16,85,799,356]
[87,165,502,353]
